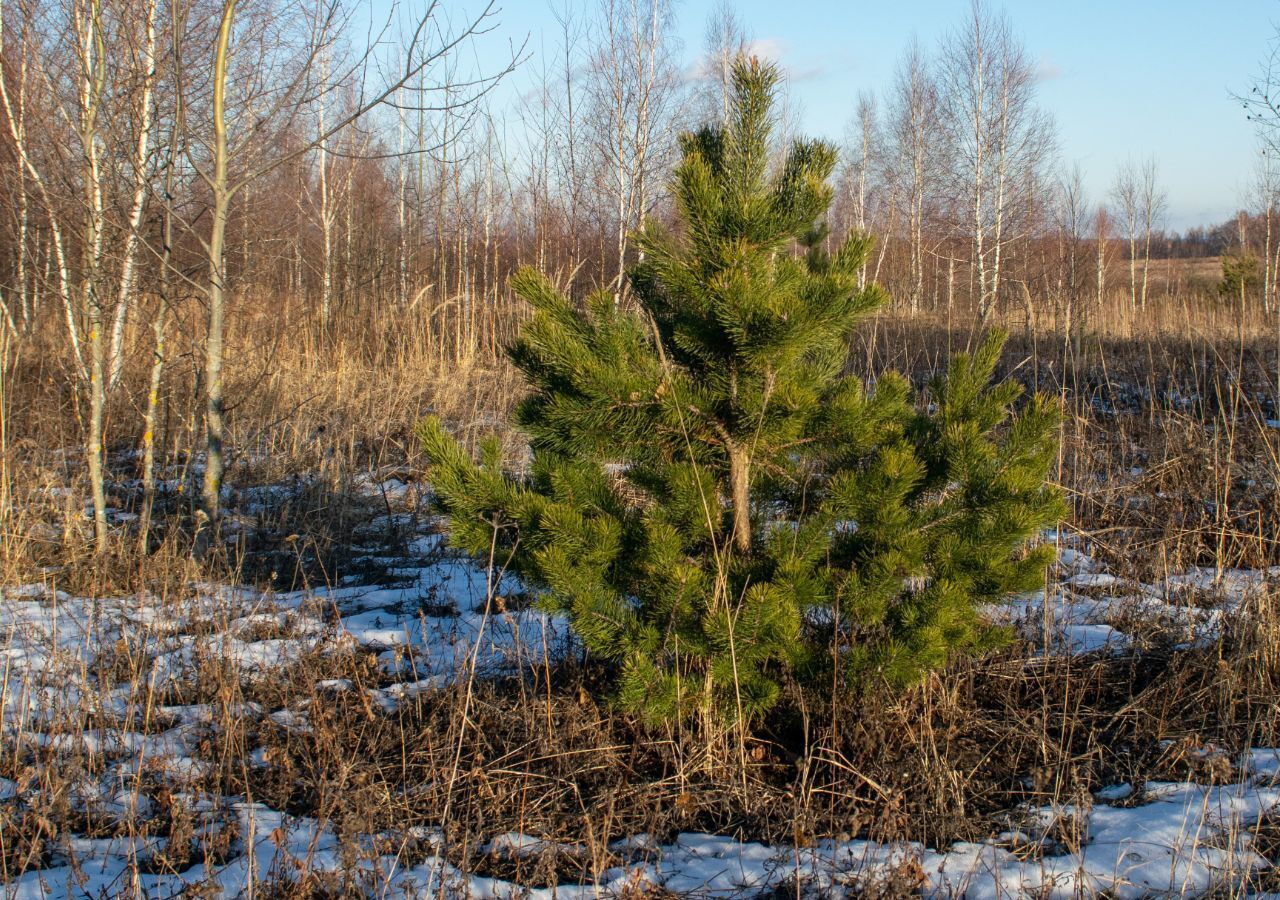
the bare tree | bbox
[582,0,681,297]
[1110,156,1164,311]
[1240,24,1280,159]
[0,5,32,335]
[555,3,585,269]
[885,41,941,313]
[937,0,1054,319]
[516,6,583,279]
[838,91,880,288]
[0,0,81,371]
[1136,158,1166,308]
[694,0,750,125]
[55,0,115,552]
[139,80,188,552]
[170,0,517,535]
[1094,204,1111,311]
[106,0,159,389]
[1109,161,1139,311]
[0,0,166,551]
[1239,19,1280,397]
[1052,163,1089,358]
[1254,145,1280,314]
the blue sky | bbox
[386,0,1279,230]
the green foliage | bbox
[1219,252,1261,297]
[419,58,1064,725]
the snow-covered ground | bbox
[3,493,1279,898]
[5,770,1280,899]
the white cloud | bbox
[686,37,829,85]
[1037,53,1063,83]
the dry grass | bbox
[1,286,1279,894]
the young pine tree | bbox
[420,58,1064,725]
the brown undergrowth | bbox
[3,600,1276,890]
[2,294,1279,893]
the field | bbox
[5,0,1280,892]
[2,289,1279,898]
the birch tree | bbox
[583,0,681,297]
[886,41,940,313]
[694,0,750,125]
[1094,205,1111,310]
[1254,146,1280,313]
[838,91,879,289]
[938,0,1054,318]
[171,0,517,535]
[0,0,81,372]
[1109,156,1163,311]
[1136,157,1166,308]
[1052,163,1088,358]
[0,0,164,551]
[106,0,159,390]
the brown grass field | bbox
[1,285,1279,896]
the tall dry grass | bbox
[0,281,1278,895]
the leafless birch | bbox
[938,0,1053,318]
